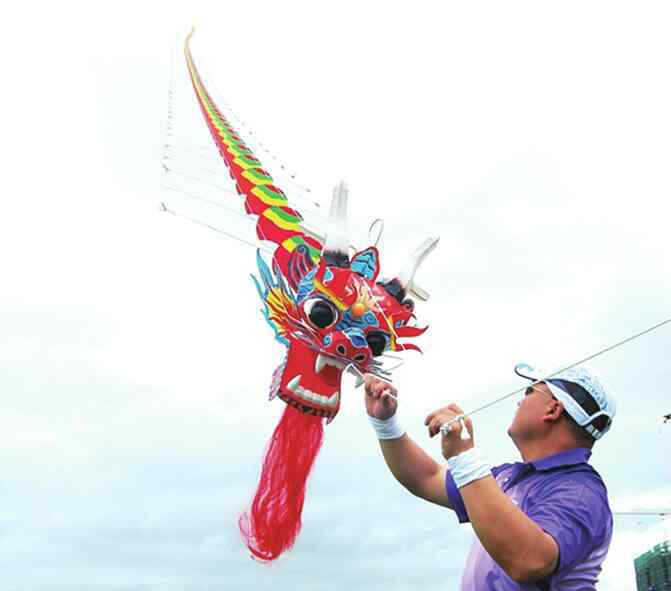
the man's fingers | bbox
[431,417,442,437]
[427,404,462,425]
[448,402,464,414]
[429,416,449,438]
[382,393,397,411]
[443,404,469,435]
[383,384,398,397]
[378,386,395,399]
[463,416,474,439]
[369,380,393,397]
[426,417,436,437]
[368,382,383,399]
[426,405,470,436]
[425,407,449,426]
[364,374,387,396]
[366,379,398,402]
[363,373,376,388]
[441,416,464,438]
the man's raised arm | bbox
[364,374,453,509]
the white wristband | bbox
[446,447,492,489]
[368,413,405,440]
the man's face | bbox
[507,382,557,443]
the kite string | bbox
[161,160,329,224]
[198,60,307,187]
[441,316,671,432]
[160,202,275,255]
[161,181,257,220]
[167,35,322,209]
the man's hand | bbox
[424,403,474,459]
[363,374,398,420]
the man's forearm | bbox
[460,476,558,582]
[378,435,451,508]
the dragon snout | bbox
[323,329,372,366]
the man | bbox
[364,363,616,590]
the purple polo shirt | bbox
[445,448,613,590]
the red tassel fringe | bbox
[239,404,324,561]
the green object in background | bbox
[635,540,671,591]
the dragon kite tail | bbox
[239,405,324,561]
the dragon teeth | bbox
[285,373,339,408]
[315,354,327,374]
[287,375,302,392]
[314,353,348,373]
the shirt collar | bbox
[528,447,592,471]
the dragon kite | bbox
[182,30,438,561]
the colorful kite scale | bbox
[184,30,322,277]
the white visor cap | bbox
[514,363,616,440]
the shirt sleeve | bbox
[445,469,469,523]
[526,478,611,572]
[445,463,512,524]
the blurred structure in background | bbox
[635,540,670,591]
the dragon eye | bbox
[366,330,389,357]
[303,298,339,329]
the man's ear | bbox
[543,400,564,423]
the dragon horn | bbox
[381,237,439,303]
[321,180,351,268]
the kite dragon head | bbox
[253,182,438,422]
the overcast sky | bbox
[2,1,670,589]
